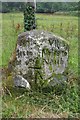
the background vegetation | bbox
[1,2,78,15]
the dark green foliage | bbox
[24,3,36,31]
[1,2,24,13]
[1,2,78,13]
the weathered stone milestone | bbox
[9,30,69,89]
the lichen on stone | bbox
[9,30,69,89]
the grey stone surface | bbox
[9,30,69,88]
[14,75,30,89]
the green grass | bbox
[1,13,79,118]
[2,84,79,118]
[2,13,24,67]
[1,13,78,75]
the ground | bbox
[0,13,79,118]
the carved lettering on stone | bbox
[9,30,69,88]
